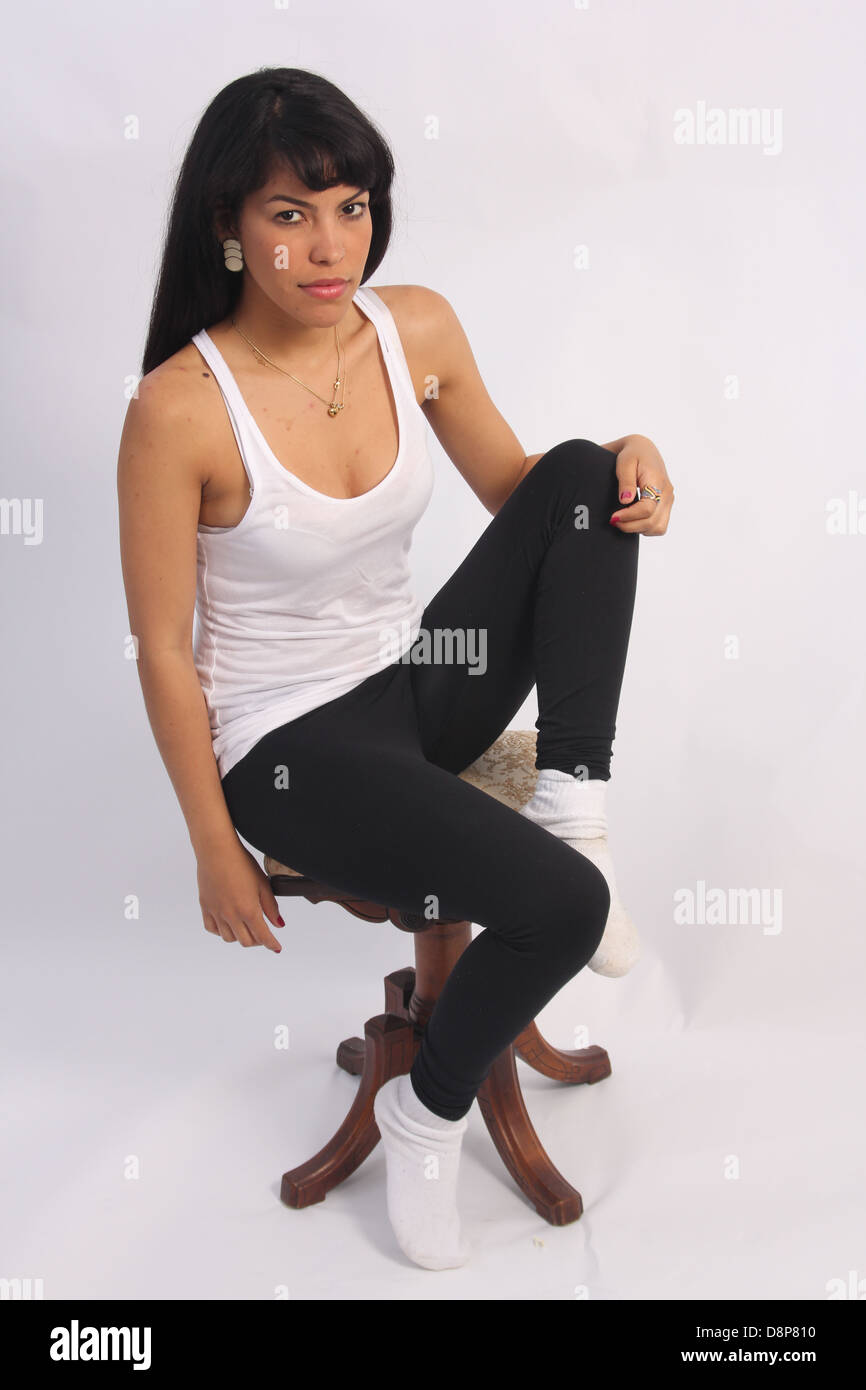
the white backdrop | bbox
[2,0,864,1302]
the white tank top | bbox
[191,286,435,780]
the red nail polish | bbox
[620,490,632,500]
[610,516,620,524]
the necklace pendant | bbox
[328,402,343,417]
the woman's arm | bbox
[116,371,283,951]
[398,286,531,515]
[117,373,237,856]
[395,286,673,532]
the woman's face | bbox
[230,160,373,321]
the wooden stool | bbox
[265,729,611,1226]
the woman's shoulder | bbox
[119,337,221,488]
[366,282,448,319]
[128,337,220,435]
[137,336,214,404]
[363,283,455,357]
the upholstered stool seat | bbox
[264,729,611,1226]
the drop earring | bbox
[223,238,243,272]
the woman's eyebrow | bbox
[265,188,367,208]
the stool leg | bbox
[514,1020,611,1084]
[477,1045,585,1226]
[334,968,416,1075]
[280,1013,416,1209]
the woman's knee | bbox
[511,845,611,967]
[532,438,620,511]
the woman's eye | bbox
[275,203,368,225]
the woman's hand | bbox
[197,840,285,953]
[601,434,675,535]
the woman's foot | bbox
[518,769,640,977]
[373,1073,471,1270]
[563,831,641,976]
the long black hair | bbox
[140,67,396,377]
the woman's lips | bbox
[300,281,349,300]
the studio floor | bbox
[3,893,863,1302]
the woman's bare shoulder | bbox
[122,341,219,446]
[368,282,448,321]
[363,283,455,363]
[118,339,220,492]
[134,339,216,418]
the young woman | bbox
[117,67,674,1272]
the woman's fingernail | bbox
[278,915,285,926]
[620,490,632,500]
[610,516,620,524]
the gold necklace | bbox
[230,317,346,417]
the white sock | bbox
[372,1073,471,1270]
[518,769,640,977]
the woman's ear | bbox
[212,203,237,245]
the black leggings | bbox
[221,439,640,1119]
